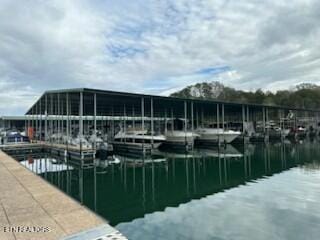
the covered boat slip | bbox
[2,88,320,154]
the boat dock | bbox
[0,150,126,240]
[0,142,95,163]
[2,88,320,155]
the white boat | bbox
[96,142,114,160]
[267,126,290,139]
[114,129,166,149]
[282,128,290,137]
[88,133,104,146]
[68,135,92,149]
[195,128,241,144]
[165,131,199,147]
[296,126,307,138]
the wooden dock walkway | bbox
[0,142,96,163]
[0,150,126,240]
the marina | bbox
[1,88,320,158]
[2,1,320,239]
[1,88,320,240]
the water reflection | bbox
[12,141,320,240]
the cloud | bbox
[1,0,320,114]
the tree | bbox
[170,81,320,109]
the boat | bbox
[68,135,92,149]
[96,142,114,160]
[114,129,166,148]
[287,126,307,140]
[113,129,166,154]
[164,131,199,149]
[88,132,105,150]
[267,126,290,140]
[296,126,307,139]
[253,121,290,141]
[195,128,241,144]
[0,130,30,145]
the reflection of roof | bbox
[20,158,73,174]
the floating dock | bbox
[0,142,95,162]
[0,150,126,240]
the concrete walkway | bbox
[0,150,126,240]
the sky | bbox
[1,0,320,115]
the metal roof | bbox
[25,88,320,115]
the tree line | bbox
[170,82,320,109]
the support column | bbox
[66,93,69,145]
[280,109,284,140]
[196,107,199,129]
[57,93,60,144]
[45,95,48,142]
[32,105,34,143]
[132,105,135,143]
[61,95,65,144]
[141,97,145,153]
[242,105,246,142]
[246,105,249,137]
[35,102,38,142]
[27,115,30,140]
[171,108,174,132]
[39,98,42,142]
[94,93,97,151]
[123,104,126,143]
[164,109,168,135]
[79,91,83,153]
[24,119,27,138]
[217,104,220,144]
[54,94,57,143]
[50,94,53,144]
[184,101,187,148]
[132,104,135,130]
[191,101,194,148]
[266,107,269,139]
[151,97,154,148]
[222,104,225,143]
[262,107,266,134]
[201,107,204,128]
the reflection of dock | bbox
[0,150,127,240]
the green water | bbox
[13,141,320,240]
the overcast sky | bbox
[1,0,320,115]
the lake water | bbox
[11,141,320,240]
